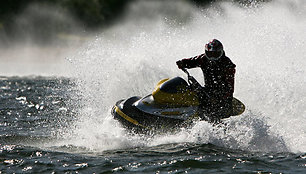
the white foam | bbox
[65,0,306,153]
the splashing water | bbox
[63,0,306,153]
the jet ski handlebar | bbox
[181,68,210,99]
[181,68,202,90]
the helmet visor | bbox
[205,50,223,60]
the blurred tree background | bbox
[0,0,130,28]
[0,0,132,45]
[0,0,268,46]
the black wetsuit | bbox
[179,52,236,122]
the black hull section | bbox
[111,96,189,134]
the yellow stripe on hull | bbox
[114,106,147,128]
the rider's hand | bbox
[176,60,184,69]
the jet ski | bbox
[111,69,245,134]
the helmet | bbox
[205,39,224,61]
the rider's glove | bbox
[176,60,184,69]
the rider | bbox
[176,39,236,122]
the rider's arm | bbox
[176,54,205,69]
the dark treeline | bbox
[0,0,268,29]
[0,0,130,28]
[0,0,269,45]
[0,0,134,45]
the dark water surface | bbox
[0,77,305,173]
